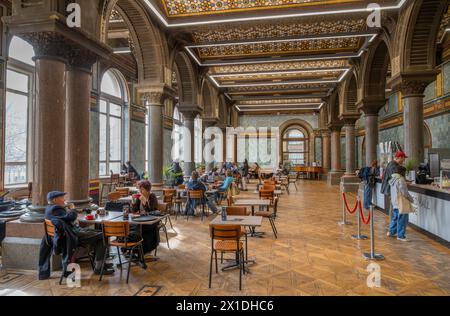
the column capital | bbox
[143,91,166,106]
[390,71,438,97]
[356,98,386,116]
[66,47,98,72]
[339,113,360,126]
[320,129,331,137]
[327,123,343,133]
[20,31,68,62]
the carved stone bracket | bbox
[400,80,430,97]
[20,31,69,62]
[143,91,166,106]
[339,113,361,126]
[356,98,387,116]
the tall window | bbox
[99,70,125,176]
[282,127,309,166]
[4,37,35,185]
[172,106,183,161]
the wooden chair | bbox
[288,174,298,192]
[255,197,279,238]
[100,221,146,284]
[163,189,176,213]
[157,202,171,249]
[259,189,275,205]
[174,187,187,220]
[187,190,207,221]
[107,191,122,202]
[116,187,130,198]
[225,206,249,262]
[44,219,94,285]
[279,176,289,195]
[263,180,276,186]
[101,173,121,204]
[262,185,276,191]
[209,224,245,291]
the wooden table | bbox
[78,211,123,224]
[233,199,270,237]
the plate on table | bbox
[131,215,160,222]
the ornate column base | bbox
[327,171,344,186]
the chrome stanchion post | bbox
[338,183,351,225]
[352,201,368,240]
[363,204,384,261]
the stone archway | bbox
[174,51,199,108]
[279,119,315,165]
[100,0,169,84]
[201,79,218,119]
[340,72,358,115]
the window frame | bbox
[281,127,309,166]
[4,60,34,187]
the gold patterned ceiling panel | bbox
[237,98,323,105]
[192,19,366,44]
[228,82,333,92]
[161,0,361,17]
[197,37,361,59]
[210,59,349,73]
[214,70,343,84]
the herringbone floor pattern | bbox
[1,180,449,296]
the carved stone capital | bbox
[143,92,166,106]
[339,113,361,126]
[400,80,429,97]
[321,129,331,138]
[356,98,386,116]
[66,47,98,72]
[20,31,68,62]
[327,123,343,133]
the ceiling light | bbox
[144,0,406,28]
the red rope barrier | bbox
[342,192,358,214]
[358,201,371,225]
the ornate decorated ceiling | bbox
[141,0,405,112]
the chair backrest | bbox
[227,195,234,206]
[116,187,130,197]
[157,202,169,214]
[163,194,173,204]
[209,224,241,241]
[264,180,275,186]
[44,219,55,237]
[163,189,176,197]
[226,206,247,216]
[110,173,120,184]
[262,185,275,191]
[259,189,274,201]
[188,190,203,199]
[108,191,122,201]
[178,184,186,190]
[102,221,130,238]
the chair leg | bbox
[214,250,218,274]
[116,246,123,270]
[269,218,278,239]
[99,246,109,281]
[238,251,242,291]
[220,252,224,264]
[126,247,133,284]
[209,250,214,288]
[163,225,170,249]
[167,215,175,231]
[59,261,66,285]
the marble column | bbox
[327,124,343,185]
[402,81,429,164]
[321,130,331,172]
[364,113,379,166]
[145,92,165,185]
[344,124,356,176]
[64,54,96,208]
[22,56,67,222]
[182,114,196,176]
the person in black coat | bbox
[43,191,114,275]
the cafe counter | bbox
[374,181,450,243]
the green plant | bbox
[405,158,418,173]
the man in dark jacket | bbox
[185,171,218,215]
[381,151,407,196]
[43,191,114,276]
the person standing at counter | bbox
[387,166,414,241]
[359,160,380,209]
[381,151,407,212]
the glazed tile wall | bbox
[426,113,450,149]
[130,120,146,174]
[89,110,99,179]
[315,137,322,165]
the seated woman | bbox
[214,171,234,202]
[128,181,160,254]
[185,171,218,215]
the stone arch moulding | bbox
[398,0,447,72]
[174,51,200,110]
[99,67,131,103]
[201,78,218,119]
[100,0,169,84]
[340,71,358,115]
[278,119,316,165]
[327,91,340,124]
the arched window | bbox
[172,105,184,161]
[4,36,35,185]
[282,126,309,166]
[99,69,126,176]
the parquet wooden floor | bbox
[1,180,449,296]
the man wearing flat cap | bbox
[45,191,115,275]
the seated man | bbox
[44,191,114,275]
[214,171,234,202]
[185,171,218,215]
